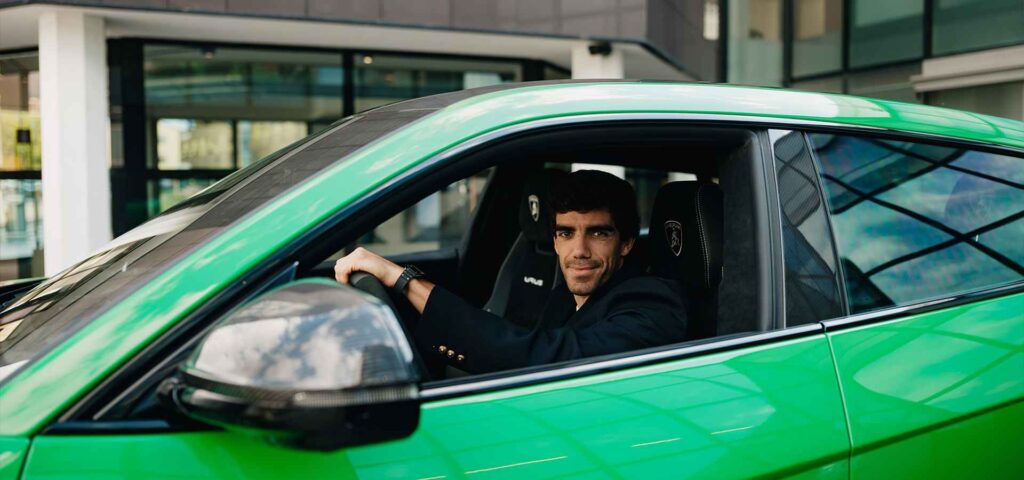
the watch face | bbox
[407,265,425,277]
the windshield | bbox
[0,91,470,382]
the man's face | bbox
[554,209,634,300]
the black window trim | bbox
[47,112,1024,434]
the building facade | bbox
[0,0,1021,280]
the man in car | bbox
[334,170,687,374]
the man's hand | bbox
[334,247,404,287]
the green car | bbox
[1,82,1022,479]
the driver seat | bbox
[483,169,567,328]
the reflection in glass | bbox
[0,52,41,171]
[0,180,43,279]
[811,134,1024,312]
[793,0,842,77]
[849,0,923,68]
[155,119,233,170]
[933,0,1024,55]
[354,54,520,112]
[773,131,843,324]
[237,121,308,168]
[189,280,415,391]
[357,169,491,256]
[728,0,783,86]
[148,178,219,217]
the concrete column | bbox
[571,42,625,79]
[38,10,112,275]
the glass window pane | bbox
[925,81,1024,121]
[933,0,1024,55]
[0,52,41,171]
[810,134,1024,313]
[354,54,521,112]
[793,0,843,77]
[155,119,234,170]
[773,131,844,324]
[147,177,220,217]
[353,169,492,257]
[236,121,308,168]
[0,179,43,280]
[792,75,843,93]
[849,0,923,68]
[728,0,784,86]
[144,45,343,122]
[846,63,921,102]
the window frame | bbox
[48,114,1024,434]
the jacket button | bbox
[447,349,456,358]
[438,345,447,354]
[457,354,465,362]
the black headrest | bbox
[648,181,723,291]
[519,169,568,244]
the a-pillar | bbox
[570,42,625,80]
[38,9,112,275]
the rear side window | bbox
[808,134,1024,313]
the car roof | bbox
[396,80,1023,150]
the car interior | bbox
[302,122,773,382]
[83,122,774,423]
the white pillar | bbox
[38,10,111,275]
[571,43,625,79]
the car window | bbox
[352,169,492,256]
[808,133,1024,313]
[771,130,844,325]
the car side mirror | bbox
[158,278,420,451]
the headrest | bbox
[648,181,723,291]
[519,169,568,244]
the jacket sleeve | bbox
[415,279,687,374]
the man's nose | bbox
[569,234,591,258]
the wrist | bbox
[383,264,404,288]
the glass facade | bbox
[925,81,1024,121]
[933,0,1024,55]
[353,54,521,113]
[849,0,923,68]
[0,51,43,280]
[793,0,843,77]
[728,0,784,86]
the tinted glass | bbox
[810,134,1024,313]
[933,0,1024,55]
[772,131,843,324]
[728,0,784,86]
[793,0,843,77]
[849,0,923,68]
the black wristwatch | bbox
[393,265,425,294]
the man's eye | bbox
[591,230,611,237]
[555,231,572,238]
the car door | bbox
[797,131,1024,479]
[19,119,852,480]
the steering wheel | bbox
[348,272,432,380]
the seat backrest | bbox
[648,181,724,339]
[483,169,567,328]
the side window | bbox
[354,168,492,256]
[771,130,843,325]
[808,133,1024,313]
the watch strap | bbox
[393,265,424,294]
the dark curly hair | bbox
[550,169,639,242]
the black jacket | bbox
[414,263,688,374]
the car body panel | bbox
[0,437,28,480]
[827,291,1024,479]
[23,335,849,479]
[1,82,1021,437]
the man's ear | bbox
[620,237,635,256]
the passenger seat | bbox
[648,181,724,340]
